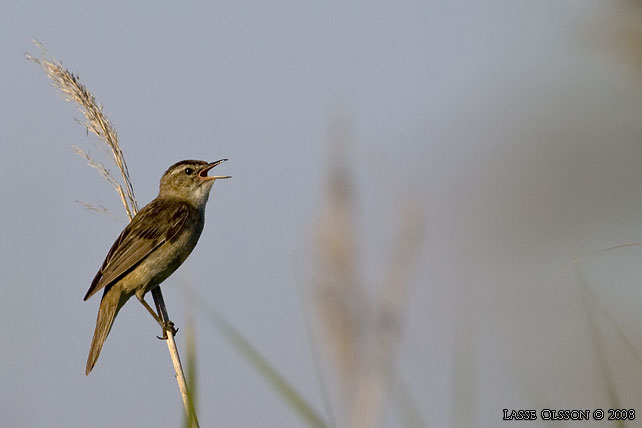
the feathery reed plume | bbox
[348,204,424,428]
[70,145,128,205]
[26,40,138,219]
[313,117,364,410]
[28,40,199,428]
[312,116,425,428]
[74,201,126,224]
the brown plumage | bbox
[84,159,230,375]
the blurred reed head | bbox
[310,115,425,428]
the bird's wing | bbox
[83,199,192,301]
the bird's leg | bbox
[151,287,179,339]
[136,295,178,339]
[137,294,164,325]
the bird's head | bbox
[159,159,230,206]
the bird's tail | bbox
[85,289,126,375]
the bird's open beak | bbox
[199,159,231,181]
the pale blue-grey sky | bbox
[3,1,642,427]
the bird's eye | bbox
[184,168,194,175]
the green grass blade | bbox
[195,296,328,428]
[182,318,198,428]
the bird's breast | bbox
[119,212,205,297]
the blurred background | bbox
[2,1,642,427]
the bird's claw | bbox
[156,321,179,340]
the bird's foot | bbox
[156,320,179,340]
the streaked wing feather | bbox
[83,200,191,300]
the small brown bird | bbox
[84,159,230,375]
